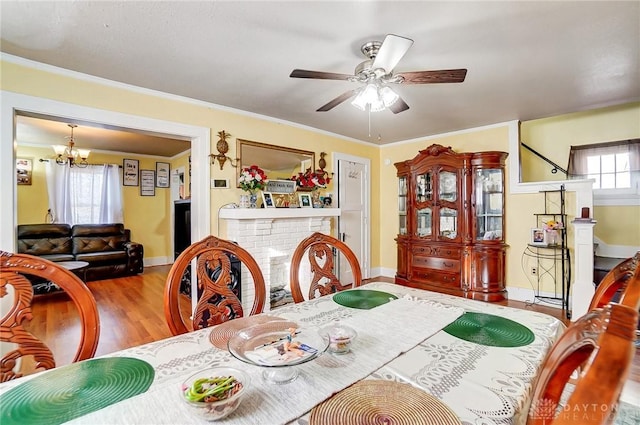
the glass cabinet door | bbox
[475,168,504,241]
[439,207,458,239]
[437,170,458,240]
[438,171,457,202]
[416,172,432,203]
[398,176,408,235]
[417,208,432,237]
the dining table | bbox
[0,282,565,425]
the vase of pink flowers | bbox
[238,165,268,208]
[543,219,563,245]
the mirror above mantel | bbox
[236,139,315,187]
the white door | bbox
[335,154,370,280]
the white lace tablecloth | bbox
[0,282,565,425]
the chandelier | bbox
[351,83,399,112]
[52,124,90,167]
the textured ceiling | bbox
[2,1,639,152]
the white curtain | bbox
[568,140,640,178]
[45,162,123,225]
[45,161,72,224]
[100,164,124,223]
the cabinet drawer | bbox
[413,256,460,272]
[412,268,460,288]
[411,245,461,259]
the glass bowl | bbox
[180,366,249,421]
[319,324,357,354]
[228,321,328,384]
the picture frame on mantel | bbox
[299,193,312,208]
[262,191,275,208]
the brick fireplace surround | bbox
[219,208,341,312]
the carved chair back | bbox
[289,232,362,303]
[0,251,100,382]
[527,302,637,425]
[164,235,266,336]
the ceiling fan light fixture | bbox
[351,84,397,112]
[350,86,369,111]
[380,86,399,107]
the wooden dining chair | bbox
[589,251,640,311]
[526,302,637,425]
[289,232,362,303]
[163,235,266,336]
[0,251,100,382]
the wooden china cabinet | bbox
[395,144,509,302]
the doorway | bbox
[0,92,211,253]
[333,153,370,280]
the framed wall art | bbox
[16,158,33,185]
[156,162,170,188]
[140,169,155,196]
[123,159,139,186]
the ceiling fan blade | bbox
[317,89,359,112]
[388,96,410,114]
[290,69,353,80]
[371,34,414,73]
[395,69,467,84]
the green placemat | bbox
[333,289,398,309]
[1,357,155,425]
[443,312,534,347]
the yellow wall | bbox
[4,58,638,286]
[520,102,640,182]
[15,144,174,261]
[520,103,640,247]
[2,59,379,265]
[15,146,49,224]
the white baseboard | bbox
[506,286,565,310]
[375,267,396,279]
[370,267,565,311]
[143,256,172,267]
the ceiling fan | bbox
[290,34,467,114]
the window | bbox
[585,151,631,189]
[567,139,640,205]
[45,163,123,225]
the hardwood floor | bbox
[25,265,639,388]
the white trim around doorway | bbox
[0,91,211,255]
[332,152,371,280]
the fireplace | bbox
[219,208,340,312]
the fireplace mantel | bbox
[219,208,340,220]
[220,207,340,312]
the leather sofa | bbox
[17,223,144,287]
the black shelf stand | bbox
[522,185,572,319]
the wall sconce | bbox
[210,130,239,170]
[317,152,334,181]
